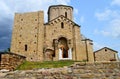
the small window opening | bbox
[35,27,37,29]
[65,12,67,18]
[25,44,27,51]
[21,19,23,21]
[19,42,21,44]
[105,49,107,51]
[52,52,55,57]
[61,22,64,28]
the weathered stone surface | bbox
[0,52,26,71]
[10,5,94,62]
[94,47,119,62]
[0,62,120,79]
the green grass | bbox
[16,61,74,70]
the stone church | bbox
[10,5,94,62]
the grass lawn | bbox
[16,61,74,70]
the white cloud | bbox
[95,8,120,38]
[95,9,112,21]
[0,0,71,22]
[73,8,79,23]
[94,19,120,38]
[109,19,120,37]
[0,1,11,13]
[101,30,110,36]
[80,16,85,23]
[0,1,13,21]
[74,8,78,15]
[95,9,120,21]
[94,29,110,37]
[56,0,70,5]
[111,0,120,6]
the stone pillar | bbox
[59,49,62,60]
[85,39,94,62]
[68,48,72,59]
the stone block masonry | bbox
[10,5,94,62]
[0,52,26,71]
[0,61,120,79]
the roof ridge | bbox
[44,15,80,27]
[94,47,118,53]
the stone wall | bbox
[94,47,118,61]
[0,52,26,71]
[10,11,44,61]
[10,5,94,62]
[0,62,120,79]
[48,5,73,21]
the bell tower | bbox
[48,5,73,21]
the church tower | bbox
[48,5,73,21]
[10,11,44,61]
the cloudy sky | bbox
[0,0,120,57]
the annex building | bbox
[10,5,96,62]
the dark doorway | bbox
[62,48,68,58]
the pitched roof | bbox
[94,47,118,53]
[45,15,81,27]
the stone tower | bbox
[10,5,94,62]
[10,11,44,61]
[48,5,73,21]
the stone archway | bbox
[58,37,69,58]
[44,49,54,61]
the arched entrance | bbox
[44,49,54,61]
[58,37,70,59]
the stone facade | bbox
[94,47,119,62]
[10,5,94,62]
[0,52,26,71]
[0,62,120,79]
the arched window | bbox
[25,44,27,51]
[61,22,64,28]
[105,49,107,52]
[65,12,67,18]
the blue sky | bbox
[0,0,120,57]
